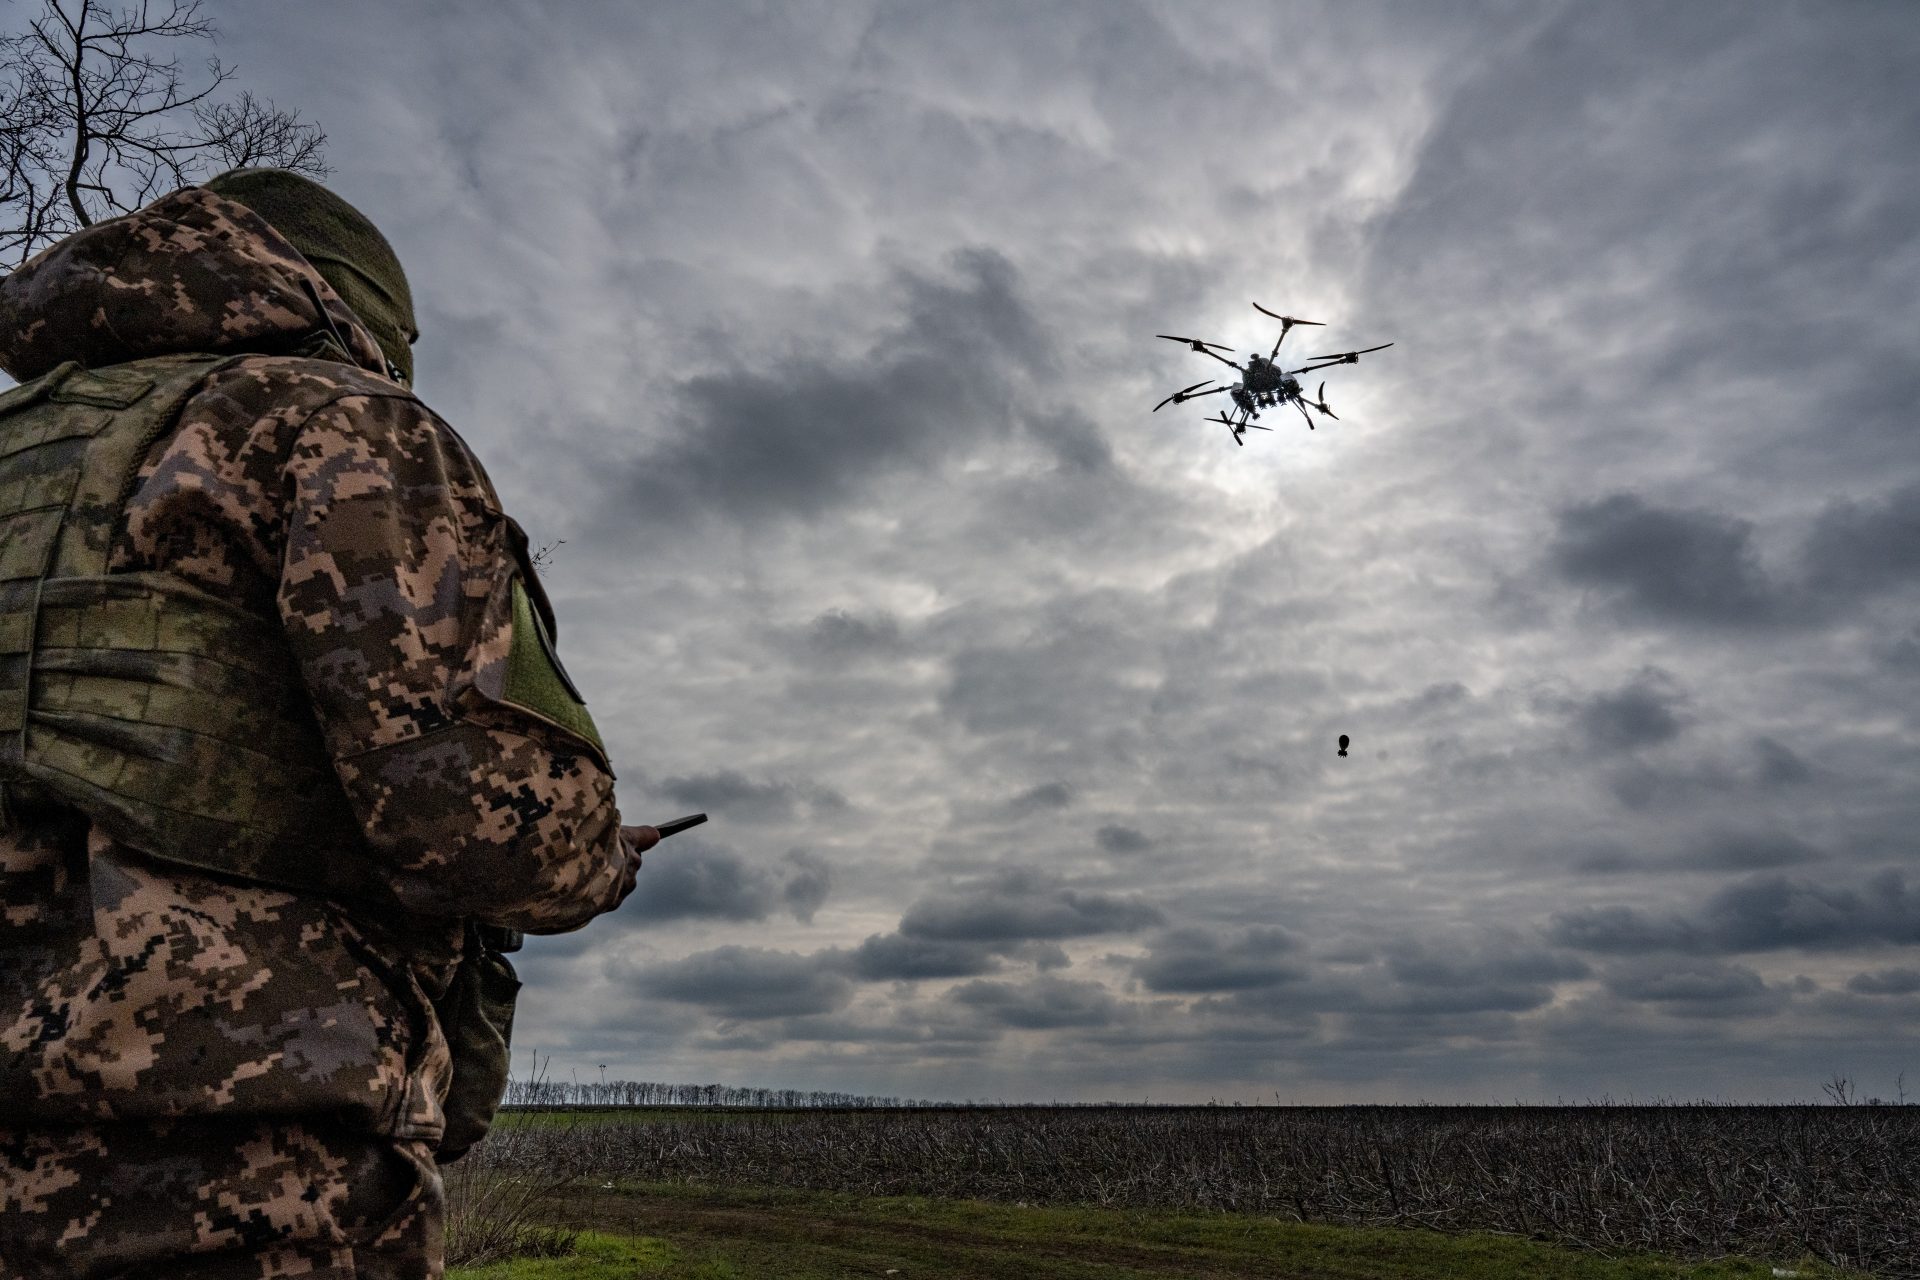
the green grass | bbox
[447,1232,675,1279]
[447,1179,1869,1280]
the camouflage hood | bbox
[0,186,390,383]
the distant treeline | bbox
[501,1079,946,1109]
[499,1078,1338,1109]
[500,1067,1912,1112]
[498,1077,1915,1111]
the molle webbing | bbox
[0,355,376,901]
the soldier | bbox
[0,169,656,1277]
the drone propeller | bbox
[1157,333,1234,353]
[1255,305,1325,359]
[1204,412,1247,445]
[1160,333,1242,369]
[1153,380,1217,412]
[1251,303,1325,328]
[1312,382,1339,420]
[1294,398,1315,431]
[1308,342,1394,365]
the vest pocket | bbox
[432,925,523,1164]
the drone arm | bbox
[1152,383,1231,411]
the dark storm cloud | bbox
[1751,737,1814,788]
[949,976,1122,1030]
[1096,824,1153,855]
[1571,667,1689,753]
[1604,762,1731,813]
[1690,831,1823,873]
[1602,959,1777,1015]
[1004,781,1074,817]
[1023,941,1072,971]
[623,839,831,924]
[842,930,1076,982]
[1363,3,1920,433]
[939,614,1147,737]
[1568,843,1642,875]
[1181,929,1594,1025]
[1373,935,1590,1016]
[1024,407,1114,474]
[615,248,1046,527]
[1799,483,1920,604]
[1408,682,1471,715]
[781,849,832,924]
[799,609,906,665]
[1563,829,1823,876]
[635,945,853,1020]
[623,842,778,922]
[1549,869,1920,955]
[1701,872,1920,952]
[656,769,847,822]
[1548,494,1787,629]
[1600,737,1819,813]
[845,867,1155,983]
[898,869,1164,943]
[1547,905,1694,955]
[1883,626,1920,673]
[1846,968,1920,997]
[845,932,1004,982]
[1385,938,1591,989]
[1131,927,1306,994]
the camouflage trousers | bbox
[0,1116,442,1279]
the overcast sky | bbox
[26,0,1920,1103]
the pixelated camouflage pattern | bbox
[0,187,629,1275]
[0,1114,440,1278]
[0,186,388,384]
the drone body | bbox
[1153,303,1391,447]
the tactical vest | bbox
[1,352,524,1159]
[0,352,379,900]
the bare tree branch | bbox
[194,90,328,175]
[1,0,328,266]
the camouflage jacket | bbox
[0,188,629,1144]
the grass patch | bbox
[444,1231,678,1278]
[448,1179,1871,1280]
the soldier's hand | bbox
[616,825,659,904]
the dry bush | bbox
[443,1071,590,1269]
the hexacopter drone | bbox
[1153,302,1392,446]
